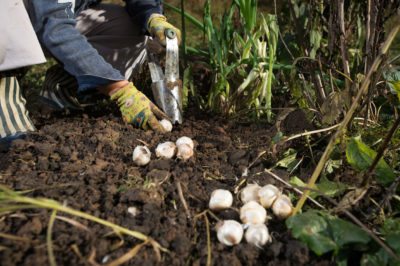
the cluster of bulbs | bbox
[132,135,194,166]
[209,183,293,247]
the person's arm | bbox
[27,0,125,90]
[124,0,163,31]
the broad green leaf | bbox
[326,217,370,247]
[346,137,396,185]
[361,219,400,266]
[361,250,390,266]
[286,211,337,255]
[287,211,372,257]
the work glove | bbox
[148,14,181,46]
[110,82,168,132]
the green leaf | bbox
[287,211,372,257]
[346,137,396,185]
[384,69,400,101]
[317,177,347,198]
[325,159,343,174]
[326,217,370,247]
[289,176,347,198]
[277,149,299,171]
[272,131,284,144]
[361,219,400,266]
[286,211,338,255]
[289,176,317,198]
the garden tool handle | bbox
[165,29,177,40]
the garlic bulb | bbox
[176,143,194,160]
[240,184,261,204]
[160,119,173,132]
[216,220,243,246]
[240,201,267,225]
[258,184,280,208]
[245,224,271,247]
[209,189,233,211]
[155,141,176,159]
[132,146,151,166]
[176,136,194,149]
[272,194,293,219]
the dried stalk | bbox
[293,18,400,214]
[338,0,351,92]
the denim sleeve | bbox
[124,0,163,31]
[27,0,125,91]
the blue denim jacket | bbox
[24,0,162,91]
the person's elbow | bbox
[41,17,78,49]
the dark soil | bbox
[0,107,330,265]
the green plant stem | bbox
[293,16,400,215]
[180,0,187,67]
[164,2,204,30]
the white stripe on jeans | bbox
[0,77,17,137]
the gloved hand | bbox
[148,14,181,46]
[110,82,169,132]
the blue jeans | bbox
[24,0,161,91]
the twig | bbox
[338,0,351,92]
[362,115,400,186]
[282,123,340,143]
[105,241,148,266]
[0,232,31,242]
[47,210,57,266]
[380,176,400,212]
[176,181,191,219]
[204,214,212,266]
[273,0,294,60]
[264,169,325,209]
[293,18,400,214]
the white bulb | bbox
[160,119,173,132]
[155,141,176,159]
[258,184,280,208]
[209,189,233,210]
[272,194,293,219]
[176,136,194,149]
[245,224,271,247]
[216,220,244,246]
[240,184,261,204]
[176,143,194,160]
[240,201,267,225]
[132,145,151,166]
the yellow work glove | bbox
[110,83,168,132]
[148,14,181,46]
